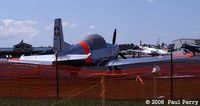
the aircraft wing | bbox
[106,56,170,66]
[130,49,154,55]
[105,55,189,66]
[131,50,142,53]
[8,59,53,65]
[8,53,91,65]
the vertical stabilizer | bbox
[53,18,71,53]
[140,40,142,46]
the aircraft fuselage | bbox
[57,35,119,66]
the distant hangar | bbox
[172,38,200,49]
[0,40,53,58]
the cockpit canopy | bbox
[83,34,107,50]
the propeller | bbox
[180,40,187,48]
[112,29,126,59]
[112,29,116,45]
[184,41,187,44]
[180,40,183,44]
[180,40,187,45]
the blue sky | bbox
[0,0,200,47]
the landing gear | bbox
[107,66,122,73]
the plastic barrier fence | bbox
[0,63,200,99]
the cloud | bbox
[62,22,78,28]
[45,21,78,31]
[0,19,39,37]
[88,25,96,29]
[145,0,157,3]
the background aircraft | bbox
[140,46,168,56]
[180,40,200,55]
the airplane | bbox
[139,46,168,56]
[9,18,188,70]
[180,40,200,55]
[119,44,168,57]
[9,18,128,67]
[167,43,193,58]
[133,40,168,56]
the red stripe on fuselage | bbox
[79,41,91,64]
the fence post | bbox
[55,52,59,100]
[170,51,173,100]
[36,65,41,98]
[101,76,105,106]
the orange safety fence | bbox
[0,62,200,100]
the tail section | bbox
[140,40,142,46]
[53,18,71,53]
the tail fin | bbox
[53,18,71,53]
[140,40,142,46]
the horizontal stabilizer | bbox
[8,53,91,65]
[58,53,91,61]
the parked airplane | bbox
[9,18,191,68]
[180,40,200,55]
[120,45,168,57]
[9,18,129,67]
[140,46,168,56]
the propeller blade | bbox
[119,53,127,59]
[184,41,187,44]
[112,29,117,45]
[180,40,183,44]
